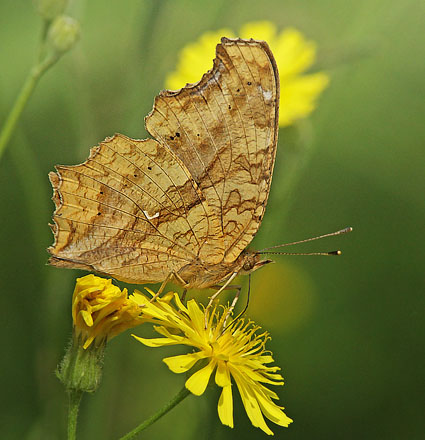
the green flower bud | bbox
[47,15,80,54]
[34,0,68,20]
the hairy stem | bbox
[67,389,83,440]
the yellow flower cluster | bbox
[166,21,329,127]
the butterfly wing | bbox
[49,134,222,283]
[49,38,279,284]
[145,38,279,264]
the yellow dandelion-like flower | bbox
[133,294,293,435]
[72,274,171,349]
[165,21,329,127]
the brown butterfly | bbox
[48,37,349,304]
[49,38,279,293]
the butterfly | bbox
[48,38,280,298]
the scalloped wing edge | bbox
[47,133,138,267]
[145,37,278,123]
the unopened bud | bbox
[34,0,68,20]
[47,15,80,54]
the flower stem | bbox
[119,386,191,440]
[0,53,58,161]
[67,389,83,440]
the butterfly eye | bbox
[243,261,252,272]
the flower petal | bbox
[231,368,274,435]
[237,363,284,386]
[172,292,189,314]
[132,335,180,347]
[186,299,205,332]
[215,361,231,387]
[185,360,216,396]
[80,310,93,327]
[239,21,277,44]
[274,28,317,77]
[256,390,293,427]
[218,385,234,428]
[129,290,149,305]
[280,72,329,126]
[163,353,201,373]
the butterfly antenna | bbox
[260,250,341,256]
[258,227,352,253]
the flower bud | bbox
[34,0,68,20]
[47,15,80,54]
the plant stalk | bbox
[67,389,83,440]
[119,386,191,440]
[0,54,58,161]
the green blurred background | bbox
[1,0,424,439]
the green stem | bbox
[0,53,58,161]
[67,389,83,440]
[119,387,191,440]
[37,19,51,62]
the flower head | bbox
[72,274,169,349]
[165,21,328,127]
[133,295,293,435]
[58,275,173,393]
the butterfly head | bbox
[240,250,273,275]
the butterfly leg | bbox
[216,273,252,332]
[204,272,238,328]
[208,284,243,331]
[144,271,189,305]
[222,287,242,330]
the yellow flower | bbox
[72,274,169,349]
[165,21,328,127]
[133,295,293,435]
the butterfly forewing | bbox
[145,38,279,264]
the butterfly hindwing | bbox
[49,135,222,283]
